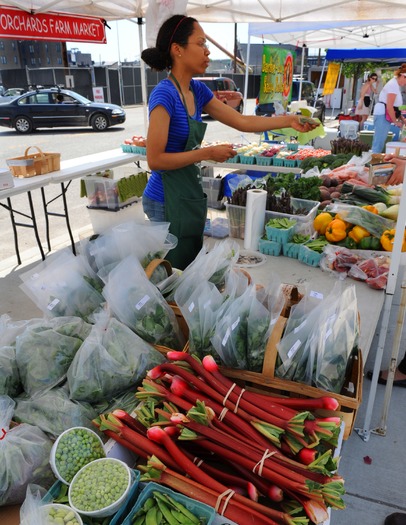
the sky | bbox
[67,21,253,63]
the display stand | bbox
[355,162,406,441]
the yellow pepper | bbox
[325,218,347,243]
[313,212,333,235]
[380,229,406,252]
[348,225,371,244]
[335,213,352,230]
[362,205,378,214]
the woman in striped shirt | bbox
[141,14,318,269]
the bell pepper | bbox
[313,212,333,235]
[362,205,378,214]
[348,225,371,244]
[325,218,347,243]
[380,229,406,252]
[359,236,382,250]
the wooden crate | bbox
[220,318,363,440]
[7,146,60,177]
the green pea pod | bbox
[154,497,180,525]
[145,505,159,525]
[162,494,200,525]
[132,514,146,525]
[142,497,156,512]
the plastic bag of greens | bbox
[14,385,98,439]
[67,311,166,402]
[19,250,104,322]
[0,314,41,347]
[163,239,240,301]
[0,345,21,397]
[313,284,359,393]
[246,290,277,372]
[210,284,259,369]
[275,290,325,381]
[175,279,224,360]
[0,396,54,506]
[325,202,395,238]
[15,316,91,398]
[103,255,184,350]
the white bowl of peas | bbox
[50,426,106,485]
[68,457,134,518]
[41,503,83,525]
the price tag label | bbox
[135,295,150,310]
[288,339,302,359]
[310,290,323,300]
[47,298,60,311]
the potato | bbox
[319,200,332,210]
[330,192,341,200]
[319,187,331,201]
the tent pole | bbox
[243,33,251,116]
[138,17,148,135]
[298,44,306,100]
[315,58,326,108]
[355,163,406,441]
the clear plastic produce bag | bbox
[15,316,91,398]
[0,396,54,506]
[163,239,240,301]
[67,311,165,402]
[0,345,21,397]
[14,385,98,439]
[19,250,104,322]
[174,279,224,359]
[0,314,41,347]
[313,284,359,393]
[103,255,184,350]
[211,284,273,371]
[275,289,326,380]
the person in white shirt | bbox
[371,64,406,153]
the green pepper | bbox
[369,237,382,251]
[359,237,372,250]
[344,236,358,250]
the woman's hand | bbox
[289,115,320,132]
[384,155,406,185]
[203,144,237,163]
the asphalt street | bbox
[0,100,260,263]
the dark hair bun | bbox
[141,47,168,71]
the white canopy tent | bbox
[2,0,406,442]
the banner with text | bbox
[259,46,295,110]
[0,5,106,43]
[323,63,340,96]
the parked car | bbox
[194,77,244,113]
[0,87,126,133]
[255,80,326,122]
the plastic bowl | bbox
[41,503,83,525]
[50,426,106,485]
[68,458,133,518]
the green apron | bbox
[162,74,208,270]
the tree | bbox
[340,61,388,100]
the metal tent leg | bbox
[374,280,406,436]
[355,292,394,442]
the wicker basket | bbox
[7,146,61,178]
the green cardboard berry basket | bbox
[121,482,216,525]
[298,244,323,267]
[258,238,282,256]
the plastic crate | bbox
[258,238,282,256]
[225,203,245,239]
[265,198,320,228]
[122,482,216,525]
[43,470,140,525]
[298,244,323,267]
[202,176,224,209]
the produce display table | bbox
[0,149,141,264]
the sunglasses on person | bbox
[370,76,378,80]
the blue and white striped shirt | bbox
[143,78,213,203]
